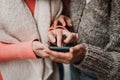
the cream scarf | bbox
[0,0,63,80]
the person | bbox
[46,0,120,80]
[66,0,120,80]
[0,0,78,80]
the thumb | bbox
[54,20,58,27]
[70,47,74,53]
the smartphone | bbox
[49,46,70,52]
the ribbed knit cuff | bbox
[73,43,115,79]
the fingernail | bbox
[58,43,61,47]
[58,44,61,47]
[63,24,66,27]
[52,39,55,43]
[69,24,72,26]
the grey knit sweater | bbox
[69,0,120,80]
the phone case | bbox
[49,46,70,52]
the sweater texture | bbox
[69,0,120,80]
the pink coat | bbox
[0,41,36,62]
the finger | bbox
[45,48,74,63]
[35,50,49,58]
[56,30,62,46]
[58,18,66,26]
[50,52,73,64]
[50,24,54,28]
[44,44,49,48]
[71,44,86,53]
[62,30,71,43]
[65,17,72,27]
[40,52,49,58]
[64,33,74,44]
[45,49,68,59]
[54,20,58,26]
[47,32,56,43]
[76,33,78,39]
[70,33,78,42]
[37,46,50,58]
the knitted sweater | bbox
[69,0,120,80]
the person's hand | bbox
[47,29,78,46]
[44,44,86,64]
[32,41,49,58]
[53,15,72,27]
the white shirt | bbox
[86,0,91,4]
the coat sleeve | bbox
[70,0,120,79]
[0,41,36,62]
[74,44,120,80]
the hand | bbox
[32,41,49,58]
[47,29,78,46]
[53,15,72,27]
[44,44,86,64]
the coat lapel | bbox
[34,1,63,80]
[34,0,51,44]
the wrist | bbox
[73,44,86,65]
[73,54,85,65]
[32,41,41,58]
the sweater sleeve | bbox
[74,44,120,80]
[0,41,36,62]
[70,0,120,79]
